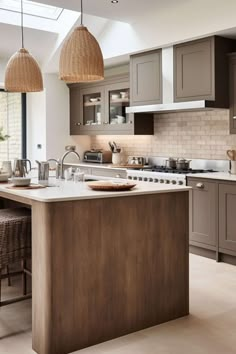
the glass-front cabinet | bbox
[69,74,154,135]
[79,87,105,131]
[106,83,130,125]
[104,81,133,132]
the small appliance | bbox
[84,150,112,164]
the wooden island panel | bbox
[32,191,189,354]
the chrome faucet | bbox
[60,149,80,179]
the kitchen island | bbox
[0,180,190,354]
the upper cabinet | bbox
[69,74,154,136]
[174,36,235,106]
[130,50,162,106]
[229,53,236,134]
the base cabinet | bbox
[188,178,236,264]
[219,183,236,253]
[188,179,217,248]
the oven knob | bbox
[149,178,153,182]
[160,179,164,183]
[133,176,137,180]
[144,177,148,182]
[171,180,177,185]
[178,180,184,185]
[139,177,142,181]
[165,180,170,184]
[154,178,159,183]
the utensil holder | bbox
[229,160,236,174]
[112,153,121,165]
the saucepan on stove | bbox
[165,158,177,169]
[176,158,191,170]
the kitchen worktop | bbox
[187,171,236,182]
[0,178,191,203]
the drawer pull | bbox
[116,174,121,178]
[233,116,236,120]
[75,122,81,126]
[196,183,204,189]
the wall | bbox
[27,91,47,162]
[91,110,236,161]
[27,74,90,165]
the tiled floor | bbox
[1,254,236,354]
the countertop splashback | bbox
[91,109,236,161]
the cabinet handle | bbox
[129,121,133,124]
[75,122,81,126]
[103,122,109,125]
[196,183,204,189]
[233,116,236,120]
[116,174,121,178]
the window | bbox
[0,0,63,20]
[0,91,26,161]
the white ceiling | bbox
[30,0,187,23]
[0,0,236,75]
[0,22,57,63]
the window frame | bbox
[0,89,27,159]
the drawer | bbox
[91,168,127,179]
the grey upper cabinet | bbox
[188,178,218,248]
[130,50,162,106]
[229,53,236,134]
[174,36,235,106]
[174,38,214,101]
[69,74,154,136]
[219,183,236,253]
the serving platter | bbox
[87,180,136,191]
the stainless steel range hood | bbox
[126,47,218,115]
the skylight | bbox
[0,0,63,20]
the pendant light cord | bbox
[21,0,24,48]
[80,0,83,26]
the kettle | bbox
[35,161,49,181]
[13,159,31,177]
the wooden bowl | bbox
[87,180,136,191]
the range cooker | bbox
[127,166,216,186]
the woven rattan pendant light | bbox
[4,0,43,92]
[59,0,104,83]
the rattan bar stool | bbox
[0,208,32,307]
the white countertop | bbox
[187,172,236,182]
[0,178,191,203]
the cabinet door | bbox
[174,37,215,102]
[79,86,105,132]
[70,87,81,135]
[104,81,133,132]
[219,183,236,252]
[130,50,162,106]
[91,168,127,179]
[188,179,217,247]
[229,55,236,134]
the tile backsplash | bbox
[91,110,236,161]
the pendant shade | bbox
[59,25,104,83]
[5,48,43,93]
